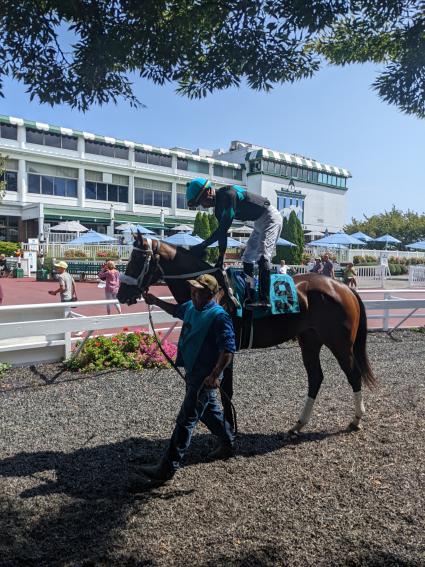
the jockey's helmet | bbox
[186,177,211,208]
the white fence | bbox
[409,265,425,287]
[0,298,177,366]
[1,291,425,366]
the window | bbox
[0,171,18,192]
[134,177,172,207]
[26,162,78,197]
[276,190,305,223]
[26,128,78,150]
[85,181,128,202]
[85,140,128,159]
[0,123,18,140]
[135,149,172,168]
[213,164,243,180]
[187,159,209,174]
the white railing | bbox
[0,298,177,366]
[21,242,132,260]
[361,289,425,332]
[409,265,425,287]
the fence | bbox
[22,242,132,261]
[409,265,425,287]
[360,289,425,332]
[0,298,177,366]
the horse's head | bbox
[117,232,161,305]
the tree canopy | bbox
[345,206,425,244]
[1,1,424,116]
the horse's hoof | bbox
[348,422,362,432]
[288,427,301,437]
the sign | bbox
[380,252,389,267]
[27,238,39,252]
[23,251,37,272]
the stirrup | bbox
[245,298,271,310]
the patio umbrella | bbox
[350,231,373,243]
[305,231,324,237]
[171,224,193,232]
[116,223,155,234]
[163,232,204,246]
[373,234,401,245]
[67,230,117,244]
[406,240,425,250]
[50,220,88,232]
[231,224,253,234]
[276,237,296,247]
[208,237,245,248]
[309,233,365,247]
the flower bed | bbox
[66,331,177,372]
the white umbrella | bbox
[232,225,253,234]
[116,223,155,234]
[305,231,324,237]
[171,224,193,232]
[50,220,88,232]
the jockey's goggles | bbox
[186,178,211,209]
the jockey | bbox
[186,177,283,307]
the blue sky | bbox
[1,62,423,222]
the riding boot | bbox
[243,262,256,305]
[246,257,271,309]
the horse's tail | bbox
[352,289,377,389]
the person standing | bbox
[98,261,122,314]
[129,274,236,490]
[321,254,335,278]
[278,259,288,275]
[48,261,77,302]
[310,257,323,274]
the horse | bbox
[117,234,376,433]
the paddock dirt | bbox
[1,331,424,566]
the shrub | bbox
[353,256,365,265]
[64,249,87,259]
[0,241,20,256]
[388,263,396,275]
[365,255,378,264]
[0,361,11,378]
[66,331,177,373]
[96,250,119,259]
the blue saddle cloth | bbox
[226,268,299,318]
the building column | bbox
[78,135,85,159]
[38,203,44,240]
[17,158,27,204]
[171,181,177,216]
[128,174,135,212]
[17,124,26,147]
[78,167,85,208]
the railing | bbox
[0,298,177,366]
[21,242,132,260]
[360,289,425,332]
[409,265,425,287]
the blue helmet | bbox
[186,177,211,207]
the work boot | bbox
[128,462,174,492]
[207,443,235,461]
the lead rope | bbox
[146,300,238,435]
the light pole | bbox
[109,203,115,236]
[160,208,165,238]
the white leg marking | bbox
[351,390,366,427]
[290,396,315,433]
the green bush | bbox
[388,263,396,275]
[0,361,11,378]
[64,249,87,259]
[365,255,378,264]
[0,241,20,256]
[353,256,365,265]
[66,331,177,373]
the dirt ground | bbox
[1,330,424,566]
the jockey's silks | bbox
[177,301,226,374]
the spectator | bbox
[0,254,10,277]
[321,254,335,278]
[310,257,322,274]
[278,259,288,275]
[48,261,77,302]
[344,262,357,288]
[98,261,122,314]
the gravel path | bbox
[1,331,424,567]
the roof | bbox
[246,148,351,178]
[0,114,242,170]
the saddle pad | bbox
[270,274,299,315]
[227,268,299,317]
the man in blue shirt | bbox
[129,274,236,490]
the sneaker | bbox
[207,443,235,461]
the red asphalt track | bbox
[1,278,425,332]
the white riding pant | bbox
[242,205,283,264]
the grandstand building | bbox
[0,115,351,242]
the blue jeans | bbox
[162,374,235,474]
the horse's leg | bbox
[289,330,324,434]
[221,363,235,430]
[328,342,365,431]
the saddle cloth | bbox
[226,268,299,318]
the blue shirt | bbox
[174,300,236,378]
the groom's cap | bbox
[187,274,219,294]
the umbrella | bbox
[373,234,401,244]
[305,231,324,237]
[309,242,348,250]
[309,233,365,246]
[67,230,117,245]
[276,237,296,247]
[350,231,373,243]
[171,224,193,233]
[50,220,88,232]
[116,223,155,234]
[163,233,204,246]
[406,240,425,250]
[232,224,253,234]
[208,237,245,248]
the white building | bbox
[0,116,350,242]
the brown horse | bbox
[117,235,376,433]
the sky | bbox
[1,62,423,223]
